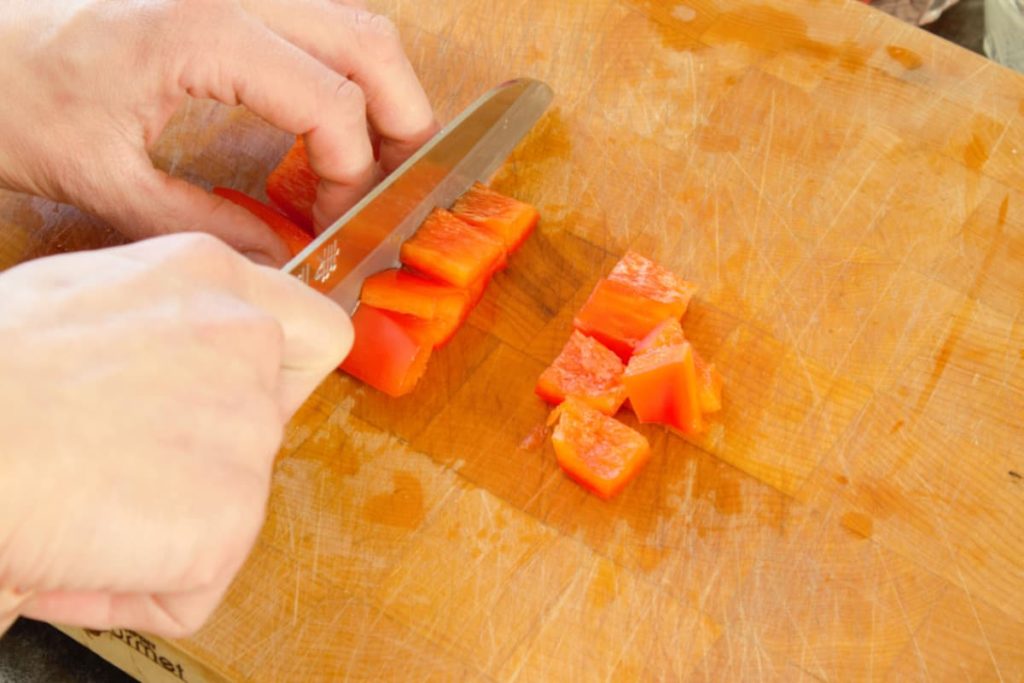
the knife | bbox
[281,78,554,313]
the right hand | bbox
[0,0,438,264]
[0,232,353,636]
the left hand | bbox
[0,0,439,263]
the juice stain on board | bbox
[363,472,426,530]
[885,45,923,70]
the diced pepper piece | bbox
[548,398,651,500]
[381,309,463,349]
[634,318,687,355]
[693,349,723,414]
[400,208,506,288]
[451,181,540,252]
[622,341,703,435]
[574,253,698,361]
[361,269,472,325]
[536,331,627,416]
[212,187,313,258]
[637,319,722,414]
[265,137,319,232]
[608,251,697,312]
[340,305,431,397]
[573,279,676,360]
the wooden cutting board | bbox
[2,0,1022,680]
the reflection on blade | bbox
[282,78,554,314]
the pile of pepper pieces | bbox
[219,140,723,501]
[537,252,723,499]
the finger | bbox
[21,581,233,639]
[176,9,376,230]
[242,265,354,417]
[240,1,439,172]
[78,146,292,265]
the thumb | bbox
[83,148,293,265]
[243,264,355,417]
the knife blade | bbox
[281,77,554,313]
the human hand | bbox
[0,0,438,264]
[0,232,353,636]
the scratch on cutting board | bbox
[292,568,301,627]
[912,196,1008,417]
[944,528,1007,683]
[749,87,777,253]
[713,193,721,286]
[877,543,933,677]
[823,241,912,385]
[311,470,327,578]
[867,586,879,677]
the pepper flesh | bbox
[265,137,319,232]
[622,341,704,434]
[340,305,432,398]
[400,208,506,288]
[212,187,313,257]
[451,181,539,251]
[536,331,627,416]
[549,398,651,500]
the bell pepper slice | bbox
[361,269,472,325]
[536,330,627,416]
[635,319,722,414]
[212,187,313,258]
[265,137,319,232]
[379,309,463,349]
[574,253,698,361]
[340,305,432,397]
[633,317,687,354]
[607,250,697,311]
[573,279,678,361]
[548,397,651,500]
[450,181,540,252]
[400,208,506,288]
[622,341,703,435]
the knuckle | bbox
[365,13,400,40]
[328,76,367,112]
[176,231,234,262]
[350,11,404,61]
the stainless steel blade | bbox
[281,78,554,313]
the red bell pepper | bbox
[212,187,313,258]
[536,331,627,416]
[622,341,704,435]
[574,252,697,360]
[633,317,687,354]
[361,269,472,326]
[607,251,697,310]
[635,319,722,414]
[340,305,432,398]
[549,397,651,500]
[265,137,319,232]
[379,309,463,349]
[400,208,506,288]
[450,181,540,252]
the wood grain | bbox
[2,0,1022,680]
